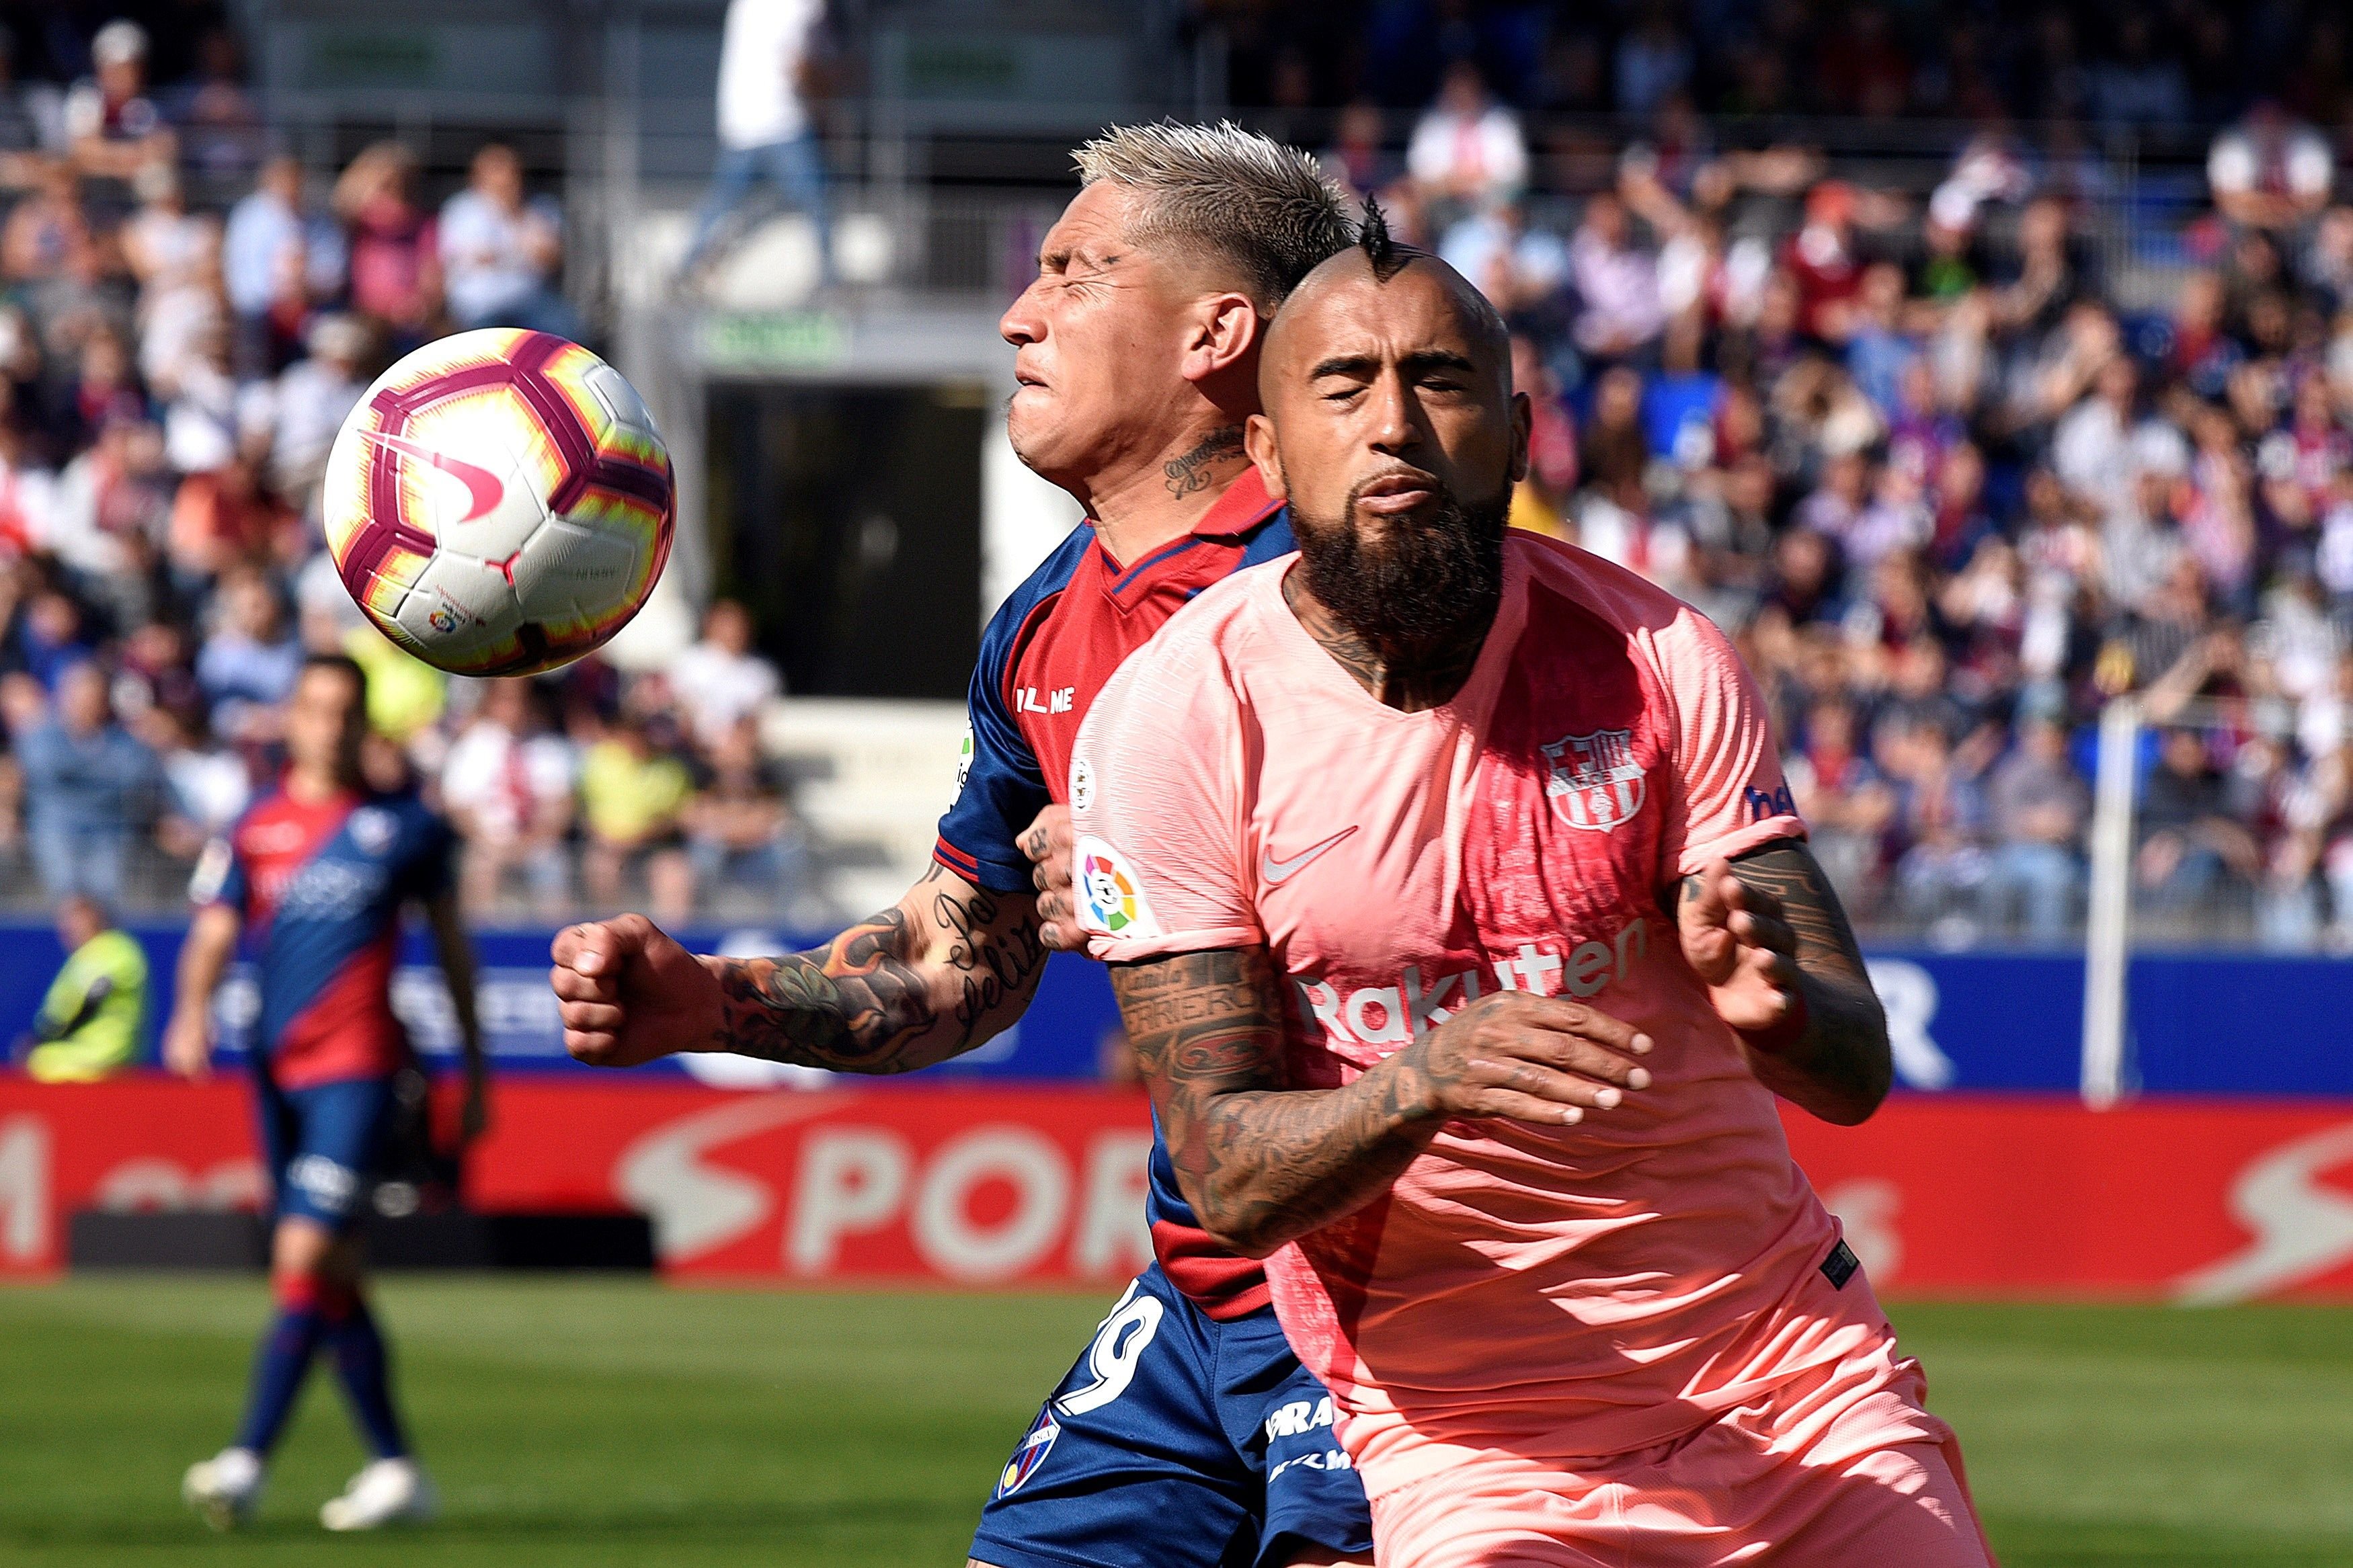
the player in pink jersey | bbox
[552,125,1377,1568]
[1069,218,1993,1566]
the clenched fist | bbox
[1021,803,1084,951]
[550,915,724,1067]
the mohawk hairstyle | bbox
[1357,196,1419,282]
[1072,121,1355,306]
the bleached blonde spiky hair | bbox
[1072,121,1355,306]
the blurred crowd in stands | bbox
[0,15,807,929]
[5,3,2353,946]
[1209,0,2351,130]
[1285,23,2353,946]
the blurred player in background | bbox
[14,894,148,1083]
[553,124,1382,1568]
[680,0,832,288]
[1070,225,1991,1565]
[166,653,487,1532]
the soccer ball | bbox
[322,329,674,677]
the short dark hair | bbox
[301,651,369,707]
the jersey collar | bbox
[1187,464,1282,541]
[274,772,366,815]
[1089,464,1283,567]
[1089,466,1285,608]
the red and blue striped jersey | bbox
[194,784,454,1090]
[934,466,1292,1317]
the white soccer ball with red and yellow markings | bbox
[322,329,674,677]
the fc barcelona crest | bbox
[1541,729,1646,831]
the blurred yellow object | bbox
[1509,480,1571,541]
[26,928,147,1083]
[2093,639,2136,698]
[343,624,447,742]
[580,739,692,844]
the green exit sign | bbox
[699,311,849,372]
[307,28,438,88]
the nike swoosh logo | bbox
[359,428,506,523]
[1261,826,1357,885]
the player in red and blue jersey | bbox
[167,653,487,1533]
[549,125,1374,1568]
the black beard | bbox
[1291,479,1510,656]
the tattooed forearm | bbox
[1164,425,1245,499]
[1113,948,1445,1257]
[1711,838,1890,1122]
[711,911,935,1072]
[711,874,1049,1075]
[936,878,1050,1042]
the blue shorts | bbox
[972,1264,1372,1568]
[254,1073,396,1233]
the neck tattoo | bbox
[1163,426,1245,499]
[1282,570,1492,713]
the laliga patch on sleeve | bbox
[1073,835,1161,940]
[1820,1238,1860,1290]
[954,723,974,798]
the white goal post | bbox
[2080,696,2141,1109]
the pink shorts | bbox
[1365,1354,1994,1567]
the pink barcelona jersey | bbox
[1070,530,1878,1499]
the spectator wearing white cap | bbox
[66,20,173,186]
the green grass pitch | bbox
[3,1278,2352,1566]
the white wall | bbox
[980,410,1084,624]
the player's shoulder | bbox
[1082,558,1283,740]
[1139,552,1289,668]
[1512,530,1732,658]
[980,522,1097,655]
[352,788,446,848]
[226,786,292,845]
[1513,530,1682,626]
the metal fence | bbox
[229,79,2241,334]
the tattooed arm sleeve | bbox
[1111,946,1445,1258]
[1712,837,1891,1123]
[705,864,1050,1075]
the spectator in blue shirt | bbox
[17,660,163,901]
[196,570,303,746]
[437,143,580,339]
[223,153,344,378]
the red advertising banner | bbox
[6,1077,2353,1303]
